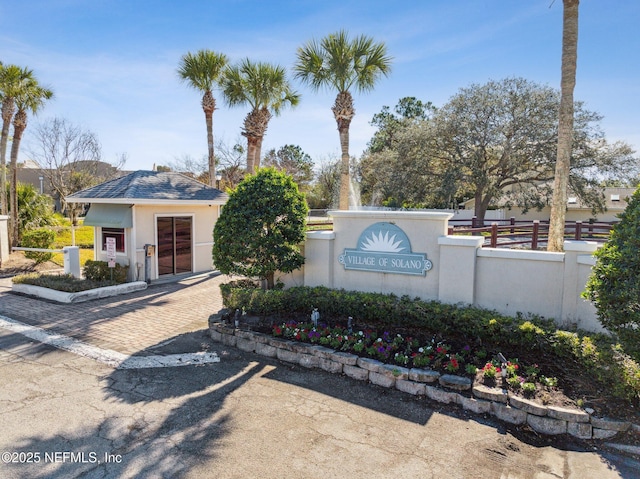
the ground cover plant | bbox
[12,261,129,292]
[12,272,118,292]
[221,281,640,420]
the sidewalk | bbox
[0,272,228,355]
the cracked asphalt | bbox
[1,274,639,478]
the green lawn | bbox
[50,224,95,267]
[52,225,94,249]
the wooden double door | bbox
[157,216,192,276]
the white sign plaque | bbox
[106,237,116,266]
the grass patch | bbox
[13,273,116,292]
[50,249,95,268]
[43,222,95,267]
[52,225,94,249]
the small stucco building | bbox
[68,170,227,282]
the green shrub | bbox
[83,260,129,284]
[584,186,640,360]
[213,168,308,289]
[21,228,55,264]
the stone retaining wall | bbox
[209,322,638,441]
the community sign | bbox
[338,222,433,276]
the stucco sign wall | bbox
[338,222,433,276]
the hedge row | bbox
[220,282,553,349]
[220,282,640,403]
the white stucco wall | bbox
[329,210,451,300]
[474,248,565,319]
[92,204,219,281]
[297,211,606,333]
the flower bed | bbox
[273,320,558,400]
[209,318,639,441]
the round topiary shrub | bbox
[212,167,308,289]
[584,187,640,359]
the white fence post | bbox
[0,216,8,265]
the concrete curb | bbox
[12,281,148,303]
[210,322,640,442]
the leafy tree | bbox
[27,117,124,228]
[360,106,468,208]
[429,77,637,223]
[367,96,435,154]
[177,49,229,186]
[361,129,452,208]
[215,137,246,189]
[212,167,308,289]
[306,156,340,209]
[294,30,392,210]
[584,187,640,359]
[222,59,299,174]
[548,0,580,252]
[262,144,314,192]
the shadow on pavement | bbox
[3,332,261,479]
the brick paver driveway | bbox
[0,272,227,355]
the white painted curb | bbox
[12,281,148,303]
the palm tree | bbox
[0,64,34,215]
[548,0,579,252]
[9,78,53,245]
[294,30,392,210]
[177,50,229,186]
[222,59,300,174]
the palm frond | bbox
[177,49,229,93]
[294,30,392,94]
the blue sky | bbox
[1,1,639,172]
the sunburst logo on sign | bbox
[360,230,406,253]
[338,222,433,276]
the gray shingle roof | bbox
[68,170,227,203]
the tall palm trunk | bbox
[9,109,26,246]
[548,0,579,252]
[253,108,271,171]
[244,135,259,174]
[333,91,355,210]
[243,108,272,174]
[202,90,216,186]
[0,98,15,215]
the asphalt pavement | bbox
[1,273,639,478]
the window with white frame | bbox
[101,228,125,253]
